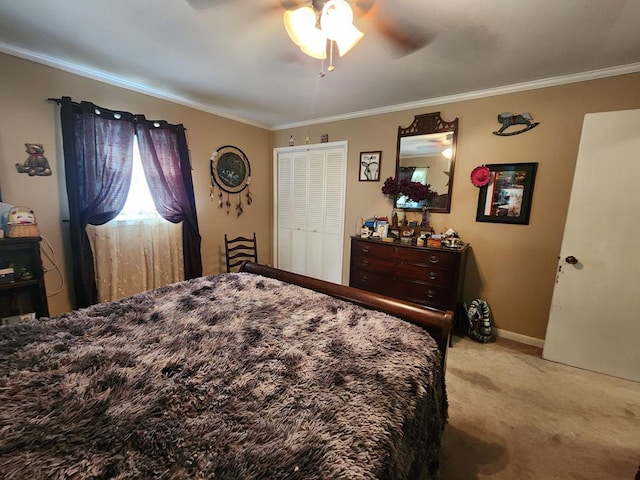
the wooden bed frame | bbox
[239,262,452,364]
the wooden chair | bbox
[224,233,258,272]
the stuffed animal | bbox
[6,206,40,238]
[16,143,52,176]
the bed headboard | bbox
[239,262,452,364]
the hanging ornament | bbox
[210,145,254,219]
[470,165,491,187]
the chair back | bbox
[224,233,258,272]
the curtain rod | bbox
[46,97,187,130]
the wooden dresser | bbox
[349,236,468,314]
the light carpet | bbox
[439,336,640,479]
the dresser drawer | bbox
[398,280,452,310]
[349,268,389,295]
[350,255,395,274]
[351,240,391,259]
[393,247,458,268]
[351,239,458,268]
[394,263,453,287]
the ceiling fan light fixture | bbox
[320,0,363,55]
[320,0,354,39]
[283,7,316,46]
[299,33,328,59]
[283,0,362,66]
[333,23,364,56]
[284,7,327,59]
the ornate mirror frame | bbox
[395,112,459,213]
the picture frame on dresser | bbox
[359,151,381,181]
[476,162,538,225]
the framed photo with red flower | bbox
[476,162,538,225]
[359,151,381,181]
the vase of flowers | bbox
[381,176,435,205]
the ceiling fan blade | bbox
[376,19,433,56]
[281,0,311,10]
[352,0,375,17]
[186,0,233,9]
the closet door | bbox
[322,147,346,283]
[305,149,326,279]
[276,152,293,271]
[290,150,309,275]
[273,142,347,283]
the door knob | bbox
[565,255,579,265]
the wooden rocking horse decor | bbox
[492,112,540,136]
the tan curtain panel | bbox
[87,218,184,303]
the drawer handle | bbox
[360,275,368,283]
[361,247,370,253]
[428,255,439,264]
[428,271,438,280]
[426,290,436,298]
[361,259,369,267]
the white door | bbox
[276,152,293,272]
[273,142,347,283]
[290,151,309,275]
[543,109,640,382]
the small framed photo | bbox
[476,162,538,225]
[359,151,381,182]
[377,222,389,238]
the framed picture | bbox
[376,222,389,238]
[476,162,538,225]
[359,151,381,182]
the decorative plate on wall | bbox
[210,145,253,217]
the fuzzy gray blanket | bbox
[0,273,446,479]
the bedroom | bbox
[0,1,639,478]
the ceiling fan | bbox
[186,0,432,64]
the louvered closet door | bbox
[305,149,326,280]
[273,142,347,283]
[276,152,293,271]
[290,150,309,275]
[321,147,346,283]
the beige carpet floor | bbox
[439,336,640,479]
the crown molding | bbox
[272,62,640,130]
[0,42,270,130]
[2,41,638,132]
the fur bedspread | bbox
[0,273,446,479]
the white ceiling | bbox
[1,0,639,129]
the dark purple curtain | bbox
[135,118,202,280]
[60,97,135,307]
[60,97,202,308]
[399,166,416,182]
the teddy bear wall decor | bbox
[16,143,52,176]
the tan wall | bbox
[4,50,639,339]
[272,73,640,340]
[0,53,273,316]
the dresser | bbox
[349,236,468,314]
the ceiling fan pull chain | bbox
[328,40,335,72]
[319,47,326,77]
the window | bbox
[116,136,161,221]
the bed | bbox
[0,262,451,479]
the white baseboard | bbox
[495,328,545,348]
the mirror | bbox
[395,112,458,213]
